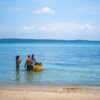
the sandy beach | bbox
[0,85,100,100]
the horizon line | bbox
[0,38,100,42]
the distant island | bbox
[0,38,100,43]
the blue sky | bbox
[0,0,100,40]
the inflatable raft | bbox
[33,64,43,72]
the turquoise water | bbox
[0,41,100,86]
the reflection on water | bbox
[15,70,20,81]
[25,71,34,82]
[15,69,43,84]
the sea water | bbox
[0,41,100,86]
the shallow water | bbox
[0,41,100,86]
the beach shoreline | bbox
[0,84,100,100]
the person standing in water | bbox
[31,54,42,66]
[24,55,32,70]
[16,55,21,71]
[31,54,36,67]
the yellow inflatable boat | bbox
[33,64,43,72]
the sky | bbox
[0,0,100,40]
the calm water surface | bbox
[0,41,100,86]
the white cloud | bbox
[19,23,100,36]
[34,6,55,14]
[1,23,100,40]
[20,26,34,33]
[33,23,100,40]
[35,23,100,35]
[2,23,100,38]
